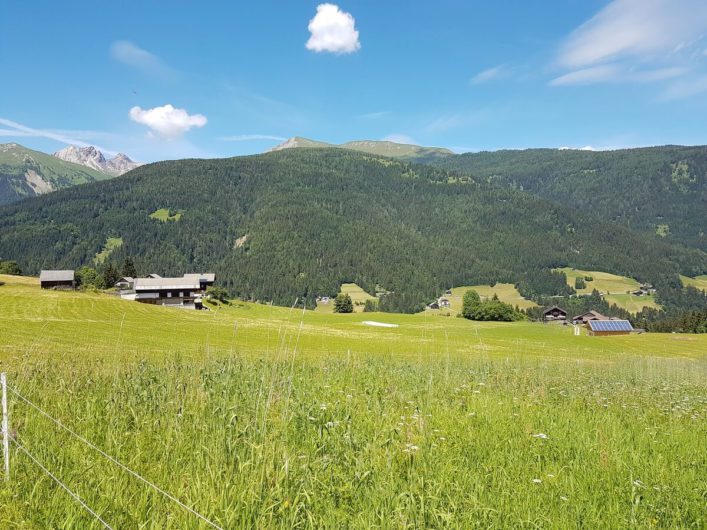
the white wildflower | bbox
[532,433,549,439]
[533,478,542,484]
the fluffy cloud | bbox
[306,4,360,54]
[129,104,207,138]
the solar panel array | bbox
[588,320,633,332]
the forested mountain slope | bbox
[0,143,110,205]
[0,149,704,311]
[432,146,707,251]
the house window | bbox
[167,292,172,298]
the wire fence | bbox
[3,380,224,530]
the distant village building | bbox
[438,298,451,309]
[427,301,440,310]
[115,276,134,290]
[586,319,633,336]
[118,273,215,309]
[39,270,75,290]
[572,310,609,324]
[542,305,567,322]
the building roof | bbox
[573,310,607,321]
[183,273,216,282]
[542,305,567,315]
[134,277,201,291]
[588,319,633,332]
[39,270,74,282]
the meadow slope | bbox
[0,275,705,528]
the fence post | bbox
[1,372,8,481]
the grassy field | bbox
[681,274,707,292]
[0,274,705,528]
[314,283,376,313]
[149,208,182,222]
[557,268,660,312]
[93,237,123,265]
[436,284,537,315]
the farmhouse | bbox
[586,319,633,336]
[115,276,135,290]
[573,310,609,324]
[542,305,567,321]
[438,297,451,308]
[120,273,215,309]
[39,270,75,290]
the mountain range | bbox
[0,143,140,206]
[0,147,704,313]
[54,145,141,177]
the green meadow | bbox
[557,268,661,312]
[0,274,705,528]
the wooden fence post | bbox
[1,372,8,481]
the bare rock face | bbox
[54,146,142,176]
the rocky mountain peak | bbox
[54,145,141,176]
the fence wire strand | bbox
[9,433,114,529]
[9,386,224,530]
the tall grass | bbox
[0,277,705,527]
[0,353,705,528]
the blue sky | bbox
[2,0,707,161]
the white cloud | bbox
[218,134,286,142]
[471,65,509,85]
[550,65,622,86]
[557,0,707,69]
[359,111,390,120]
[129,104,207,138]
[551,65,689,86]
[661,75,707,99]
[552,0,707,92]
[110,41,172,77]
[306,4,360,54]
[382,134,415,145]
[0,117,117,155]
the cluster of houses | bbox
[39,270,215,310]
[542,306,635,335]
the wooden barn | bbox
[587,319,633,336]
[39,270,75,290]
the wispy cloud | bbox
[0,118,117,155]
[359,111,390,120]
[661,75,707,99]
[552,0,707,93]
[218,134,286,142]
[550,65,688,86]
[382,134,416,145]
[470,65,510,85]
[557,0,707,69]
[110,41,174,78]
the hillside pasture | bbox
[681,274,707,292]
[0,275,705,528]
[435,284,537,315]
[557,267,660,312]
[314,283,376,313]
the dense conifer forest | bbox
[0,148,705,313]
[432,146,707,251]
